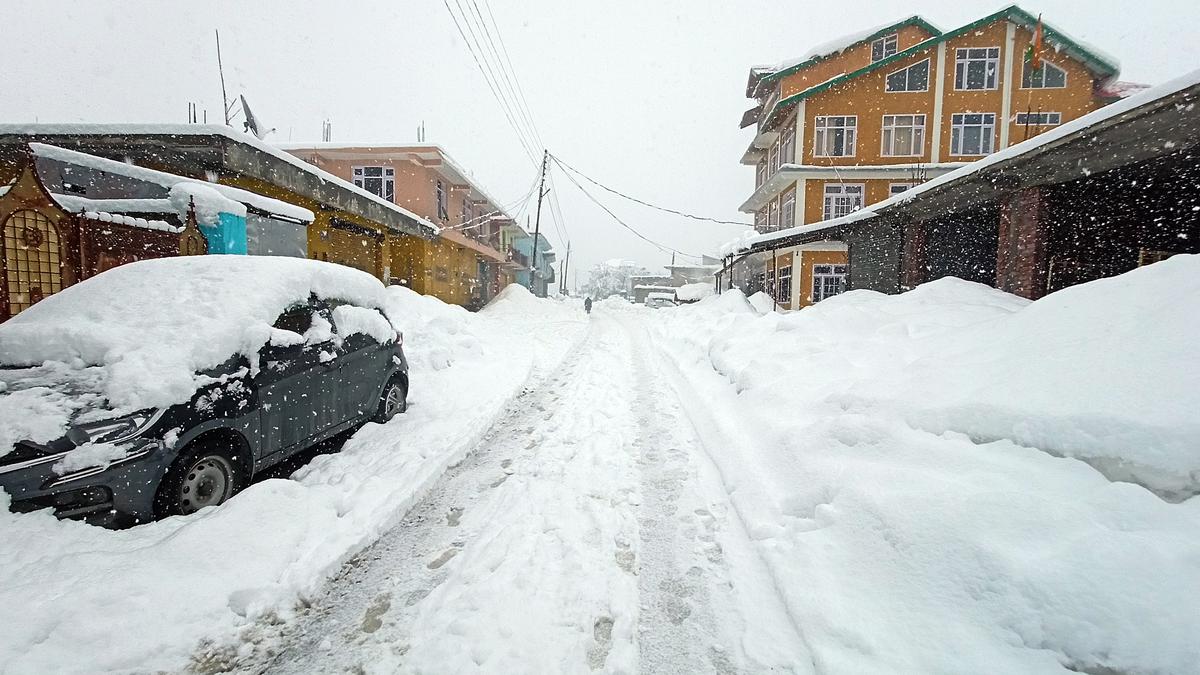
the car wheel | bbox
[154,440,248,518]
[374,377,408,422]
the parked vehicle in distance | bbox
[644,292,678,309]
[0,257,408,527]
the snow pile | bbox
[168,182,247,225]
[0,283,584,673]
[674,282,714,302]
[746,290,776,314]
[0,256,387,417]
[647,258,1200,673]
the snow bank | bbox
[0,285,585,673]
[675,282,714,302]
[648,259,1200,673]
[0,256,386,416]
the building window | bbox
[871,33,898,62]
[885,59,930,92]
[780,189,796,229]
[1022,61,1066,89]
[768,142,780,175]
[950,113,996,156]
[881,114,926,157]
[756,159,767,187]
[780,123,796,165]
[1015,111,1062,126]
[436,180,448,220]
[954,47,1001,90]
[777,265,792,302]
[352,166,395,202]
[823,184,864,220]
[768,199,780,230]
[889,183,916,196]
[814,116,857,157]
[812,264,848,302]
[755,209,767,231]
[461,198,471,225]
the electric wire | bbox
[553,161,705,260]
[551,153,751,227]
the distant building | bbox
[279,143,516,308]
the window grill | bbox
[3,209,62,315]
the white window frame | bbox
[885,58,930,93]
[954,47,1001,90]
[781,189,796,229]
[1021,60,1067,89]
[756,159,767,187]
[1015,111,1062,126]
[777,265,793,303]
[780,123,796,165]
[871,33,899,62]
[352,166,395,202]
[813,115,857,158]
[812,264,848,302]
[881,114,926,157]
[754,209,768,232]
[889,183,917,196]
[950,112,997,156]
[768,141,780,175]
[822,183,864,220]
[768,199,780,230]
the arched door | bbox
[3,209,63,316]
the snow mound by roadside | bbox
[0,285,586,674]
[0,256,388,413]
[746,290,776,314]
[649,258,1200,673]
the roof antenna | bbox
[216,30,232,126]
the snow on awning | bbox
[733,67,1200,255]
[80,210,182,234]
[28,142,316,223]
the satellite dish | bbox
[239,94,275,139]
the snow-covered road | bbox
[230,308,809,674]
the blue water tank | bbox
[199,211,248,255]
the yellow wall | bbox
[780,24,938,100]
[796,249,849,308]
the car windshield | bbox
[1,3,1198,674]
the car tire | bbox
[374,376,408,423]
[153,439,248,518]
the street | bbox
[227,308,810,674]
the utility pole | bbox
[530,149,549,295]
[216,30,230,126]
[561,240,571,295]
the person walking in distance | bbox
[584,297,593,315]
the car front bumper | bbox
[0,438,169,526]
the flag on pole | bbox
[1025,14,1044,70]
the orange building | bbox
[739,5,1130,309]
[280,144,520,309]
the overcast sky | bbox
[4,1,1197,290]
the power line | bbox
[466,0,542,150]
[551,153,751,227]
[446,171,542,233]
[443,0,540,165]
[553,161,704,260]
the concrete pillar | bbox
[996,186,1050,299]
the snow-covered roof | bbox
[634,284,679,291]
[748,15,941,96]
[0,256,391,412]
[51,195,174,214]
[0,124,436,234]
[29,143,314,223]
[1098,80,1152,99]
[736,67,1200,253]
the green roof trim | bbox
[758,16,943,89]
[760,4,1120,131]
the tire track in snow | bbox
[219,327,599,674]
[623,313,818,674]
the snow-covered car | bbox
[0,256,409,526]
[644,292,677,309]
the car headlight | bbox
[68,409,162,445]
